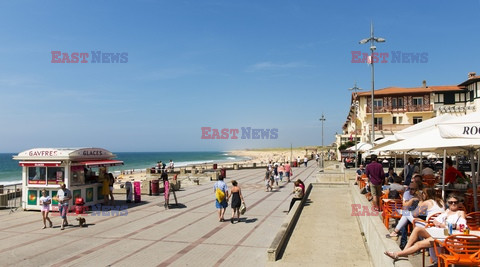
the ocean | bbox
[0,151,246,185]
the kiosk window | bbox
[28,167,46,184]
[71,166,85,185]
[47,167,65,184]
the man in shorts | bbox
[213,176,229,222]
[365,154,385,211]
[57,183,72,230]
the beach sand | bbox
[114,148,322,184]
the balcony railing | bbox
[374,124,414,132]
[367,104,433,113]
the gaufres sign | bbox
[19,148,113,159]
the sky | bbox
[1,0,480,153]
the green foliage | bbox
[338,141,355,151]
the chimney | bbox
[422,80,427,88]
[468,72,477,79]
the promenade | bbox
[0,162,372,266]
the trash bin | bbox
[125,181,133,203]
[134,181,141,203]
[220,168,226,179]
[151,179,159,196]
[213,163,218,170]
[75,197,85,214]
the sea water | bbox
[0,151,246,185]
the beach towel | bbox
[215,187,225,203]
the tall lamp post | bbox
[359,22,385,145]
[349,82,362,168]
[319,113,326,168]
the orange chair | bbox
[422,174,437,187]
[434,234,480,267]
[382,199,403,229]
[466,212,480,230]
[464,194,480,213]
[413,212,442,229]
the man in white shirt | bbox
[57,183,72,230]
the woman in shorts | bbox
[39,189,53,229]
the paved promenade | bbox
[0,162,374,266]
[269,184,373,267]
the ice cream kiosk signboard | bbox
[14,148,123,211]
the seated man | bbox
[355,164,365,184]
[385,167,398,185]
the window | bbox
[455,93,465,102]
[435,93,444,103]
[397,97,404,108]
[28,167,46,184]
[413,116,422,124]
[444,93,455,104]
[393,117,397,124]
[392,98,397,107]
[374,117,383,129]
[399,117,403,124]
[412,97,423,106]
[28,166,64,185]
[373,99,383,107]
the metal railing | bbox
[0,183,22,212]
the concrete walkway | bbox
[268,184,373,267]
[0,162,321,266]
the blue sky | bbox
[1,0,479,152]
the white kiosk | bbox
[13,148,123,211]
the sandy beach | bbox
[114,148,323,184]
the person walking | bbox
[228,180,244,223]
[365,154,385,211]
[56,183,72,230]
[161,170,170,209]
[303,156,308,167]
[278,164,285,182]
[214,176,229,222]
[264,167,273,192]
[108,173,115,205]
[284,161,292,182]
[39,189,53,229]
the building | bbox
[336,72,479,152]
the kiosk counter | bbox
[13,148,123,211]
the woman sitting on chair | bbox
[384,193,466,260]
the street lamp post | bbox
[319,114,326,168]
[349,82,362,168]
[359,22,385,145]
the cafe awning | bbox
[79,160,124,168]
[19,161,62,167]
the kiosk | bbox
[13,148,123,211]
